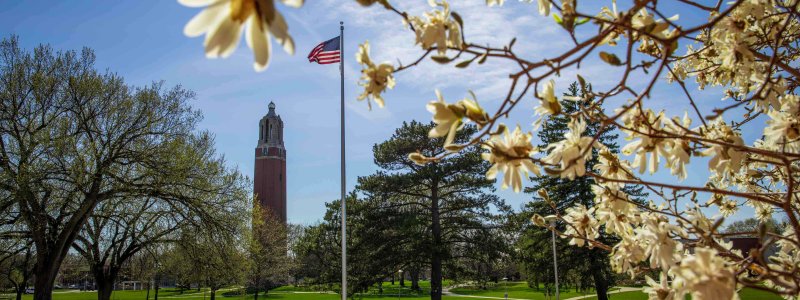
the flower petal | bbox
[178,0,225,8]
[205,16,243,58]
[429,122,450,138]
[266,7,295,54]
[279,0,304,8]
[247,15,271,71]
[444,120,460,146]
[486,164,498,180]
[512,167,522,193]
[522,159,540,176]
[184,3,228,37]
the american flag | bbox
[308,36,341,64]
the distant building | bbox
[254,101,287,222]
[678,237,778,276]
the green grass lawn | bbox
[3,284,789,300]
[449,281,602,300]
[0,281,601,300]
[5,288,222,300]
[4,288,247,300]
[4,285,466,300]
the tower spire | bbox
[254,101,287,222]
[267,101,276,116]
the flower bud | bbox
[531,214,546,227]
[408,152,431,165]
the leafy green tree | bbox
[723,218,783,236]
[357,121,510,300]
[292,223,330,285]
[249,203,291,300]
[126,246,160,300]
[519,83,646,300]
[169,227,247,300]
[289,198,349,293]
[160,245,194,293]
[0,240,34,300]
[0,36,237,300]
[344,193,410,295]
[72,148,249,300]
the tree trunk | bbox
[154,279,160,300]
[378,279,383,294]
[411,269,419,291]
[27,182,101,300]
[591,263,609,300]
[145,283,150,300]
[97,280,114,300]
[210,289,216,300]
[430,185,442,300]
[399,273,405,287]
[32,254,61,300]
[254,274,260,300]
[93,265,119,300]
[15,284,23,300]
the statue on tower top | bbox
[267,101,277,116]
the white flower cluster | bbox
[355,41,396,110]
[407,0,463,56]
[405,0,800,298]
[178,0,800,297]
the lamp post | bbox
[550,219,560,300]
[397,269,403,300]
[503,277,508,300]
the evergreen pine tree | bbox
[517,82,646,300]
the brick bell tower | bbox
[254,101,287,222]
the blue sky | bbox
[0,1,759,225]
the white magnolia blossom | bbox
[672,248,738,300]
[663,112,693,180]
[620,108,670,175]
[682,208,715,235]
[699,119,746,177]
[765,95,800,153]
[542,118,595,180]
[609,235,646,277]
[707,194,738,217]
[644,273,677,300]
[408,0,463,55]
[594,148,633,188]
[592,185,639,235]
[355,41,396,110]
[636,214,684,270]
[482,125,540,193]
[179,0,301,71]
[427,90,464,147]
[561,204,598,247]
[427,90,488,149]
[534,79,561,129]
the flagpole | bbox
[339,21,347,300]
